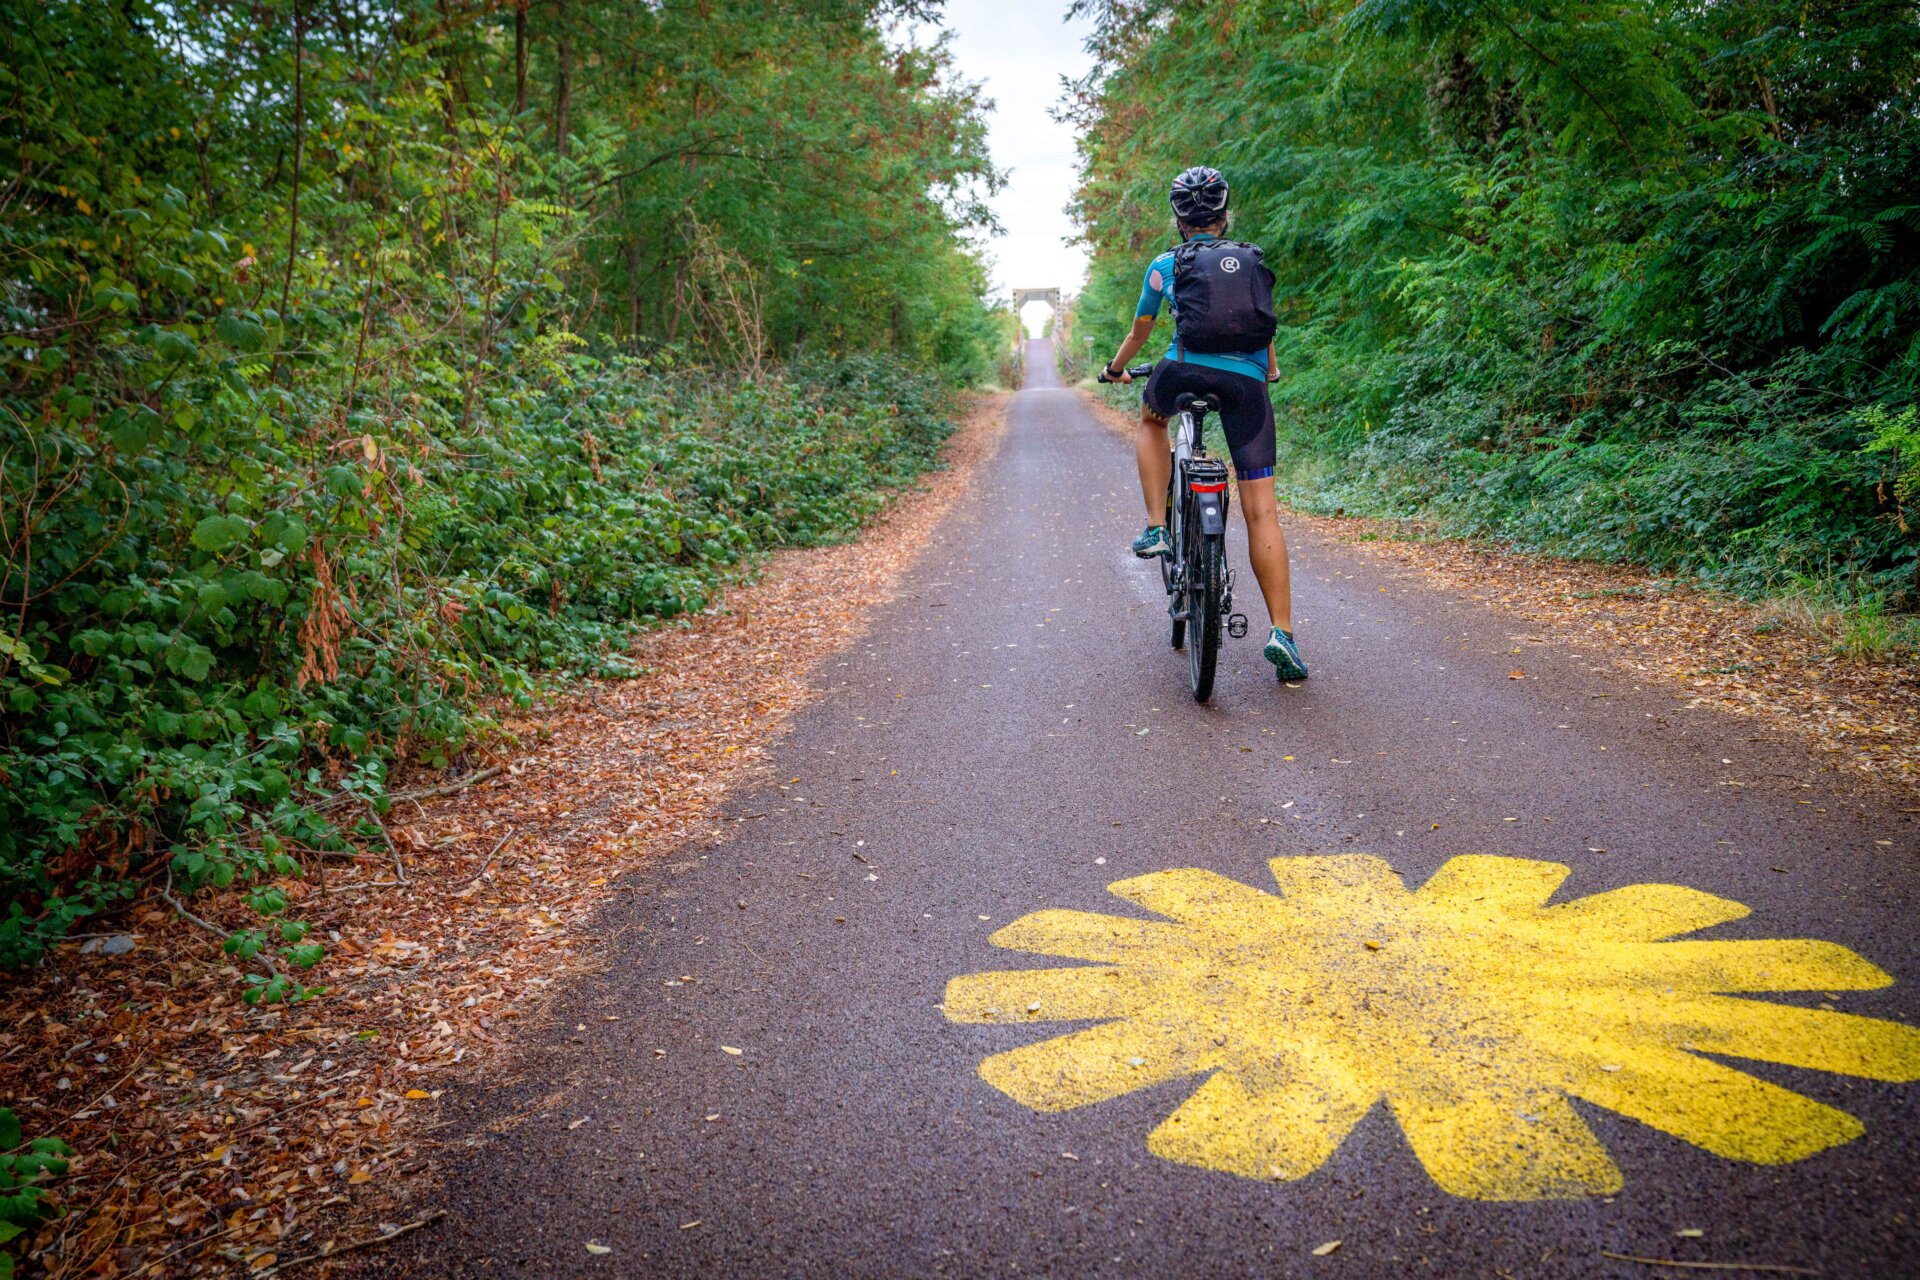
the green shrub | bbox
[0,0,986,982]
[0,351,953,974]
[0,1107,71,1277]
[1071,0,1920,611]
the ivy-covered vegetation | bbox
[1,0,1002,974]
[1069,1,1920,606]
[0,1106,70,1274]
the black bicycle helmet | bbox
[1169,166,1229,223]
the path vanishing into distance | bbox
[395,341,1920,1278]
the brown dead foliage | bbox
[0,394,1007,1277]
[1295,510,1920,793]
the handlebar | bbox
[1096,364,1156,384]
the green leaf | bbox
[323,465,362,499]
[284,943,325,969]
[153,330,199,363]
[0,1193,36,1229]
[164,641,215,683]
[0,1110,19,1151]
[108,413,150,455]
[215,313,267,353]
[190,514,249,553]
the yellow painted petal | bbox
[978,1018,1218,1112]
[988,908,1187,963]
[1646,996,1920,1081]
[1267,854,1405,904]
[1390,1090,1621,1200]
[1546,883,1750,940]
[1415,855,1569,916]
[1611,939,1894,993]
[1107,867,1282,926]
[1568,1045,1863,1163]
[943,966,1147,1024]
[1147,1065,1375,1181]
[949,856,1920,1199]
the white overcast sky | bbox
[913,0,1094,308]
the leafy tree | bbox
[0,0,1000,970]
[1070,0,1920,600]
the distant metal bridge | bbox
[1012,287,1062,314]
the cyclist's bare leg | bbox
[1137,405,1171,526]
[1236,476,1293,632]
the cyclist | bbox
[1101,165,1308,681]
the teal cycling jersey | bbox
[1134,234,1270,382]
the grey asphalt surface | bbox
[391,341,1920,1278]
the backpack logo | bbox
[1220,256,1241,273]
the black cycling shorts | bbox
[1141,359,1276,480]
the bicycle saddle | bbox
[1173,392,1222,415]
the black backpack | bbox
[1171,239,1277,355]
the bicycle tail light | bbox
[1187,458,1230,535]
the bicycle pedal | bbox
[1227,613,1249,639]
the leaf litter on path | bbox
[1291,508,1920,796]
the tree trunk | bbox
[627,239,643,341]
[890,298,908,353]
[554,0,572,159]
[513,1,528,116]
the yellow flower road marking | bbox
[943,855,1920,1200]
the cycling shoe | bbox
[1132,525,1172,559]
[1264,626,1310,681]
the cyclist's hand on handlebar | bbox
[1098,361,1129,385]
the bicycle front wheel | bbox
[1187,529,1224,702]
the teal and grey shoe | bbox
[1264,627,1310,681]
[1131,525,1172,559]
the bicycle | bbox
[1103,364,1249,702]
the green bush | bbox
[0,352,953,973]
[0,1106,70,1277]
[0,0,988,981]
[1070,0,1920,609]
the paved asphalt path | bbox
[395,342,1919,1278]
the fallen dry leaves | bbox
[1295,509,1920,793]
[1079,389,1919,794]
[0,394,1008,1277]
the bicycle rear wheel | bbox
[1187,527,1224,702]
[1162,473,1184,649]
